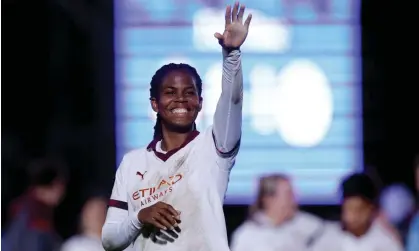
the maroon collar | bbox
[146,130,200,161]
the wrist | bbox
[224,47,240,54]
[132,210,143,229]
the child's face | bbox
[342,196,375,236]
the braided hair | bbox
[149,63,203,139]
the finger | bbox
[244,13,252,29]
[157,203,180,222]
[214,32,224,40]
[237,4,245,22]
[161,208,178,226]
[151,233,168,245]
[174,225,182,233]
[225,5,232,26]
[165,204,181,220]
[150,217,168,230]
[161,228,179,239]
[155,213,175,230]
[156,231,176,243]
[232,2,239,22]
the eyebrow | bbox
[163,85,195,90]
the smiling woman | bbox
[102,2,252,251]
[149,64,203,141]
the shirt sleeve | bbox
[212,49,243,159]
[101,156,143,251]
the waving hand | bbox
[214,2,252,49]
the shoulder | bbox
[197,126,216,142]
[61,236,80,250]
[61,235,101,251]
[320,221,344,237]
[295,211,323,224]
[122,147,148,163]
[118,148,148,170]
[294,211,324,231]
[231,220,260,241]
[371,221,403,250]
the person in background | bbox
[2,158,68,251]
[61,196,107,251]
[313,173,403,251]
[379,183,415,243]
[230,174,325,251]
[406,156,419,251]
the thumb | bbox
[214,32,223,40]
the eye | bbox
[185,90,196,95]
[165,91,175,95]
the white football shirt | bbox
[102,49,243,251]
[108,126,238,251]
[61,234,104,251]
[312,220,403,251]
[230,211,325,251]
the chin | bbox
[167,120,195,132]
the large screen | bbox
[115,0,362,204]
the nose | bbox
[174,93,187,102]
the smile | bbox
[171,108,190,115]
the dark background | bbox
[2,0,418,240]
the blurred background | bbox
[1,0,419,249]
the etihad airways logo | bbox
[132,174,183,206]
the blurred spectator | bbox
[380,183,415,243]
[230,174,324,251]
[406,157,419,251]
[313,173,403,251]
[61,196,107,251]
[2,158,68,251]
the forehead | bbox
[275,179,292,192]
[343,196,371,208]
[161,70,196,89]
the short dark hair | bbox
[149,63,203,139]
[341,173,378,203]
[27,158,68,186]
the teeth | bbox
[172,108,188,114]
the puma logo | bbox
[136,171,147,180]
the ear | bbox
[198,96,203,112]
[150,97,159,113]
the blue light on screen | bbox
[115,0,362,205]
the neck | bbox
[264,208,293,226]
[83,228,101,239]
[160,126,194,151]
[343,221,373,238]
[32,187,53,206]
[349,227,370,238]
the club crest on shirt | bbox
[131,173,183,206]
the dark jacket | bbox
[2,192,62,251]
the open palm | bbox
[214,2,252,49]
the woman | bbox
[230,174,325,251]
[102,2,252,251]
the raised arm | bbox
[102,157,142,251]
[212,2,251,156]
